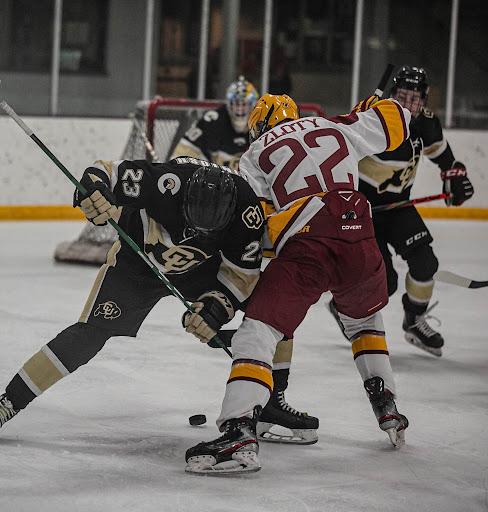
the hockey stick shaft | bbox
[0,101,231,357]
[375,63,395,98]
[372,193,451,212]
[129,112,160,163]
[434,270,488,289]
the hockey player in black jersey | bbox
[0,158,266,430]
[328,66,474,356]
[171,76,259,171]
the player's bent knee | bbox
[406,244,439,281]
[47,322,113,372]
[338,310,385,341]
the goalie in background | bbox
[171,75,259,171]
[329,66,474,357]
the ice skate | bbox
[0,393,19,429]
[185,416,260,475]
[403,296,444,357]
[328,299,348,340]
[364,376,408,448]
[257,389,319,445]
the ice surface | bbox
[0,220,487,512]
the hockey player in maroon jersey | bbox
[329,66,474,357]
[0,158,265,431]
[184,93,412,475]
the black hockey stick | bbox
[0,100,231,357]
[375,63,395,98]
[372,193,451,212]
[434,270,488,289]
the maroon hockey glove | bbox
[351,95,379,113]
[441,164,474,206]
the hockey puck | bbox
[189,414,206,426]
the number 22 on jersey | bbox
[258,127,354,209]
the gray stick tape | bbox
[0,101,34,136]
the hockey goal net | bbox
[54,97,326,264]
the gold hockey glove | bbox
[74,173,118,225]
[182,291,235,343]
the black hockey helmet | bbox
[183,166,237,240]
[390,65,429,100]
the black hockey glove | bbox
[441,163,474,206]
[74,172,118,225]
[182,291,235,343]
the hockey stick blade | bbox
[434,270,488,289]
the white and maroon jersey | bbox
[238,99,411,256]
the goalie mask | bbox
[390,65,429,118]
[226,76,259,134]
[183,166,237,241]
[248,93,300,143]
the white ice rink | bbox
[0,219,487,512]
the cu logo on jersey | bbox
[145,242,209,273]
[378,154,420,194]
[158,173,181,195]
[242,206,264,229]
[94,301,121,320]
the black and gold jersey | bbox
[171,105,249,170]
[82,157,265,309]
[358,108,457,207]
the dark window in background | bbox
[275,0,355,71]
[0,0,108,74]
[61,0,108,73]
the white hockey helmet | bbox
[226,76,259,133]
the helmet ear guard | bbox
[248,93,300,143]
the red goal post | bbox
[121,97,326,164]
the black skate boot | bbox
[364,376,408,448]
[258,369,318,445]
[328,299,348,340]
[0,393,19,429]
[185,410,260,475]
[402,294,444,357]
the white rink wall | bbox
[0,116,487,207]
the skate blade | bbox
[385,427,405,448]
[257,422,318,445]
[404,333,442,357]
[185,451,261,475]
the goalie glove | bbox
[441,162,474,206]
[351,95,379,114]
[73,172,118,225]
[182,291,235,343]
